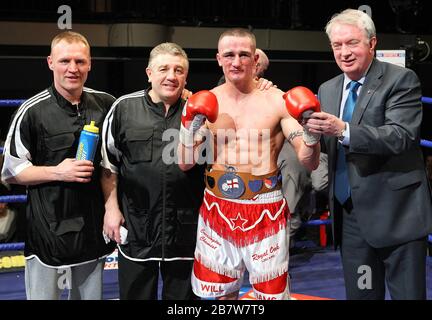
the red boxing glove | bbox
[282,86,321,146]
[283,86,320,121]
[180,90,218,147]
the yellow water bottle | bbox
[76,121,99,161]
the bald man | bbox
[255,48,269,78]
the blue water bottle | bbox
[76,121,99,161]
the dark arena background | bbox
[0,0,432,306]
[2,1,432,140]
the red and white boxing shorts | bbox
[192,189,291,300]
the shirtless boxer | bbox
[178,28,320,300]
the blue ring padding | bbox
[0,195,27,203]
[0,242,25,251]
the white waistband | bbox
[204,188,283,204]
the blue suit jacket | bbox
[318,58,432,248]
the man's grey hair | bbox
[148,42,189,70]
[325,9,376,40]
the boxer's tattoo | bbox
[287,130,303,142]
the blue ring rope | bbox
[421,139,432,148]
[0,100,25,107]
[0,195,27,203]
[0,242,25,251]
[303,219,332,226]
[422,97,432,105]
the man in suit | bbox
[305,9,432,299]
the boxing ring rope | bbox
[1,96,432,252]
[0,195,27,203]
[0,99,25,107]
[0,242,24,251]
[422,97,432,104]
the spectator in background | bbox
[1,31,115,300]
[0,146,17,243]
[0,140,26,243]
[254,48,270,78]
[0,185,17,243]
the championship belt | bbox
[216,166,246,199]
[205,167,282,200]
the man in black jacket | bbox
[101,42,204,300]
[1,31,115,299]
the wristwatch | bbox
[337,123,346,141]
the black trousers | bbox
[340,204,427,300]
[118,253,198,300]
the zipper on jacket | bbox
[74,104,81,117]
[161,119,167,260]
